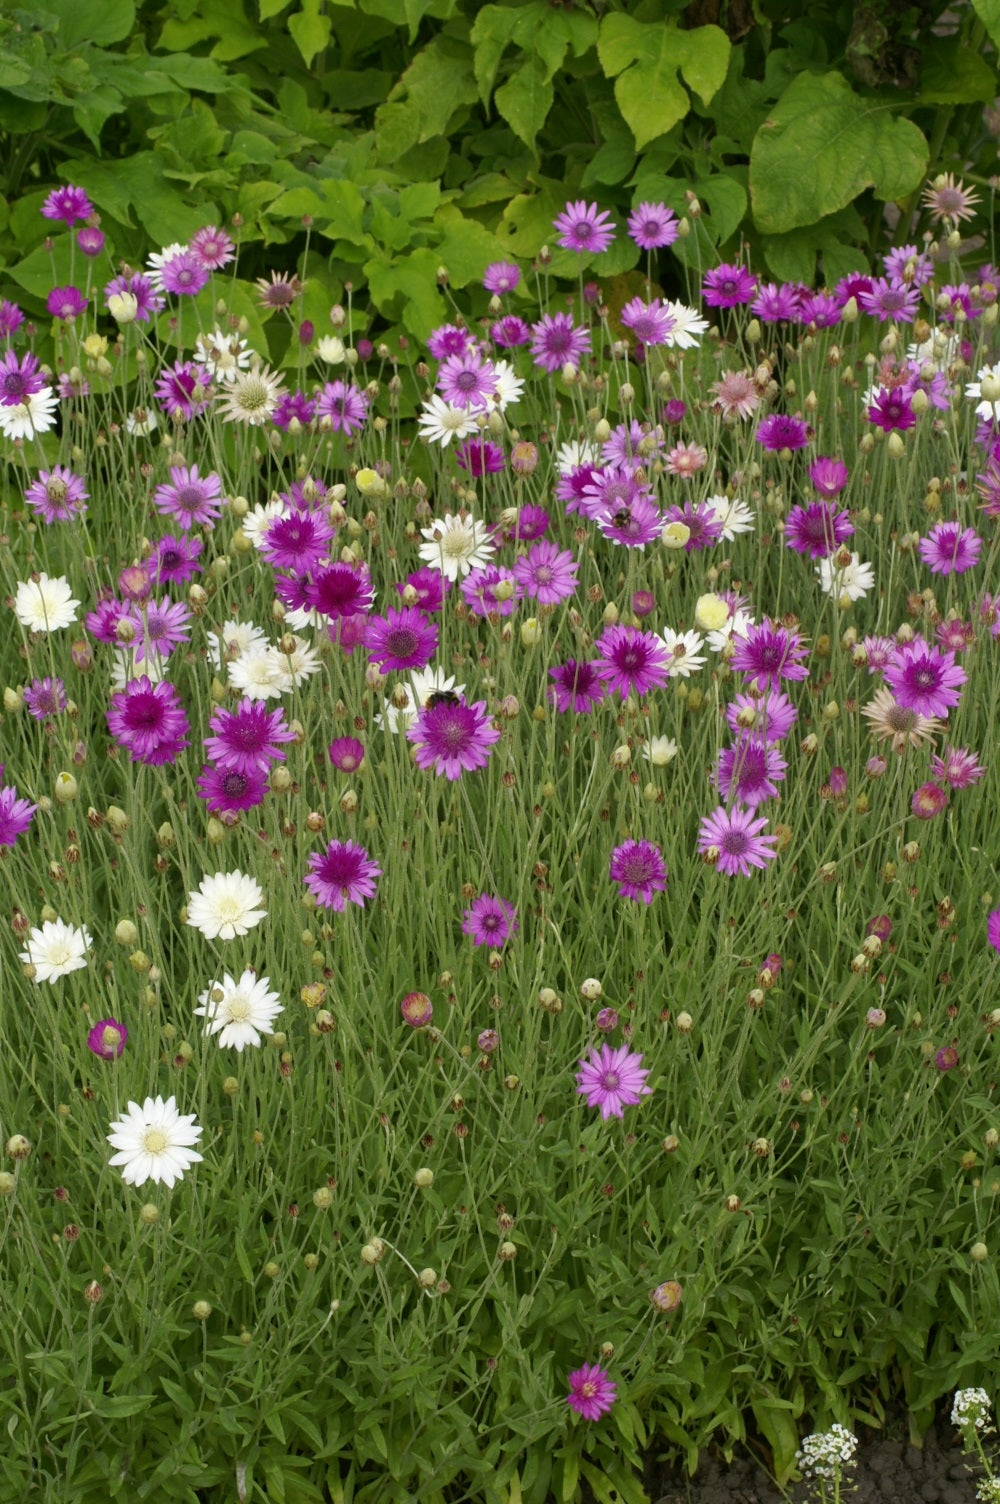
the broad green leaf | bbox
[471,5,519,106]
[259,0,292,16]
[598,17,727,150]
[42,0,135,47]
[496,186,564,256]
[364,248,447,340]
[696,174,747,245]
[433,208,510,285]
[494,55,553,152]
[72,85,123,150]
[750,71,928,234]
[581,134,636,188]
[374,35,478,163]
[62,153,209,244]
[972,0,1000,50]
[919,40,997,103]
[140,54,234,94]
[158,5,270,61]
[288,0,332,68]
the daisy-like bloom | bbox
[0,350,48,407]
[566,1363,618,1422]
[217,363,286,426]
[919,521,981,575]
[867,387,915,431]
[151,533,203,585]
[23,466,88,524]
[186,870,266,940]
[809,457,850,498]
[46,286,87,321]
[226,650,285,701]
[41,184,93,225]
[161,251,210,298]
[195,970,283,1050]
[0,782,36,846]
[755,413,809,452]
[576,1043,652,1120]
[661,627,706,679]
[923,172,979,226]
[858,276,920,322]
[697,806,779,877]
[0,299,25,337]
[885,639,966,719]
[884,243,934,286]
[861,686,942,750]
[267,634,322,692]
[153,464,223,530]
[455,437,505,476]
[406,695,501,779]
[206,619,269,671]
[204,700,297,776]
[418,512,493,581]
[106,1096,203,1189]
[427,324,476,360]
[316,379,369,434]
[512,540,578,604]
[965,363,1000,422]
[461,893,518,946]
[304,561,375,622]
[129,597,192,662]
[377,667,466,734]
[437,351,496,411]
[609,840,667,903]
[490,359,524,413]
[530,313,591,373]
[24,676,67,720]
[726,688,798,744]
[706,494,755,540]
[799,290,842,328]
[191,328,251,385]
[553,199,615,254]
[548,659,607,714]
[0,386,58,441]
[366,606,438,671]
[328,736,364,771]
[931,744,985,789]
[935,617,975,654]
[155,359,213,422]
[417,393,479,447]
[483,260,521,294]
[144,241,186,291]
[556,439,600,475]
[107,677,190,766]
[711,370,759,420]
[14,574,79,633]
[19,918,93,983]
[620,297,675,347]
[272,390,317,430]
[751,282,803,323]
[817,550,875,603]
[716,735,787,808]
[784,502,853,559]
[702,265,758,308]
[195,763,269,815]
[125,406,159,437]
[662,300,709,348]
[911,781,949,819]
[303,839,382,912]
[641,735,678,765]
[87,1018,127,1060]
[662,500,722,551]
[596,624,671,699]
[189,224,236,270]
[598,494,663,549]
[256,270,304,310]
[259,508,334,574]
[628,201,678,249]
[104,271,164,324]
[490,314,531,348]
[731,619,809,691]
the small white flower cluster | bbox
[796,1424,858,1481]
[977,1478,1000,1504]
[952,1388,995,1434]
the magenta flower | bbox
[328,736,365,772]
[911,781,948,820]
[930,745,985,790]
[918,522,982,575]
[155,360,213,422]
[204,699,296,775]
[77,226,105,257]
[455,437,505,476]
[103,271,164,323]
[304,840,382,912]
[161,251,209,298]
[553,200,615,255]
[867,387,916,431]
[305,562,375,620]
[87,1019,128,1060]
[491,315,531,348]
[151,534,203,585]
[697,806,779,877]
[316,380,369,434]
[885,640,967,719]
[260,509,334,574]
[46,286,88,321]
[627,202,678,250]
[725,689,798,744]
[460,564,522,618]
[365,607,439,671]
[576,1044,652,1120]
[152,465,223,530]
[609,840,667,903]
[395,568,448,613]
[807,457,850,499]
[195,764,270,815]
[106,678,190,766]
[784,502,853,559]
[437,352,497,411]
[566,1363,617,1421]
[427,324,473,360]
[716,736,787,808]
[731,620,810,691]
[483,260,521,294]
[548,659,607,714]
[24,677,67,720]
[0,783,36,846]
[0,300,24,338]
[662,500,723,552]
[41,185,93,226]
[751,282,803,323]
[595,625,671,699]
[988,907,1000,953]
[130,597,192,662]
[407,697,500,780]
[23,466,88,524]
[189,225,235,270]
[512,540,578,605]
[620,297,675,346]
[461,893,518,947]
[858,276,920,323]
[702,264,758,308]
[0,350,46,406]
[530,313,591,373]
[755,414,810,452]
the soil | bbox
[647,1411,984,1504]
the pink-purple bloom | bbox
[204,700,296,775]
[918,522,982,575]
[930,745,985,789]
[808,457,850,497]
[697,807,779,877]
[196,764,269,815]
[0,783,36,846]
[328,737,365,772]
[609,840,667,903]
[885,639,967,719]
[548,659,607,714]
[407,697,501,780]
[160,251,210,298]
[460,564,522,618]
[512,540,578,604]
[627,202,678,250]
[595,625,671,699]
[553,200,615,255]
[86,1019,127,1060]
[106,678,190,766]
[46,286,88,321]
[461,893,518,947]
[23,467,88,523]
[152,465,223,530]
[867,387,916,432]
[482,261,521,294]
[41,185,93,226]
[566,1364,618,1422]
[784,502,854,559]
[316,380,369,434]
[731,620,810,691]
[365,607,439,671]
[576,1044,652,1120]
[755,414,810,452]
[716,736,787,808]
[702,264,758,308]
[304,840,382,912]
[530,313,591,373]
[24,677,67,720]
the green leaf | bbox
[751,1399,800,1484]
[494,54,553,152]
[433,208,509,285]
[374,35,478,164]
[598,17,728,151]
[234,1237,255,1283]
[90,1393,155,1418]
[259,0,292,16]
[288,0,332,68]
[972,0,1000,50]
[42,0,135,47]
[750,71,928,234]
[696,174,747,245]
[919,40,997,104]
[581,134,636,188]
[364,247,447,340]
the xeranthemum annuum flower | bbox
[195,970,284,1050]
[185,871,267,940]
[106,1096,203,1188]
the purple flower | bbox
[731,620,810,691]
[427,324,473,359]
[365,607,438,671]
[0,301,24,338]
[784,502,853,559]
[751,282,803,323]
[189,225,235,270]
[328,736,365,772]
[553,200,615,255]
[103,272,164,323]
[867,387,915,432]
[0,783,36,846]
[512,540,578,604]
[595,625,671,699]
[272,391,317,430]
[883,244,934,287]
[304,840,382,912]
[461,894,518,947]
[490,315,531,348]
[755,414,810,452]
[935,1045,959,1071]
[702,264,758,308]
[155,360,213,422]
[548,659,607,714]
[858,276,920,323]
[483,261,521,294]
[152,464,223,530]
[661,500,723,552]
[455,437,505,476]
[627,202,678,250]
[150,533,203,585]
[41,185,94,226]
[716,736,787,808]
[835,273,873,306]
[204,699,296,775]
[46,286,88,321]
[305,562,375,621]
[406,697,501,780]
[988,907,1000,953]
[160,251,210,297]
[530,313,591,373]
[460,564,522,618]
[911,781,948,820]
[316,380,369,434]
[598,494,663,548]
[24,677,67,720]
[725,689,798,744]
[576,1044,652,1120]
[106,678,190,766]
[609,840,667,903]
[395,567,448,613]
[76,227,105,257]
[930,745,985,790]
[798,290,842,328]
[437,351,497,411]
[23,466,88,523]
[918,522,981,575]
[566,1364,618,1422]
[0,351,46,406]
[697,807,779,877]
[809,457,850,498]
[87,1019,127,1060]
[620,297,675,346]
[885,639,967,718]
[195,764,269,815]
[260,509,334,574]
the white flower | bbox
[489,359,524,412]
[19,918,93,983]
[417,395,479,447]
[661,627,706,678]
[795,1425,858,1481]
[706,609,753,654]
[270,635,321,692]
[705,494,755,539]
[107,1095,203,1188]
[662,300,708,350]
[241,500,289,551]
[226,648,286,700]
[125,406,158,436]
[966,363,1000,421]
[217,363,286,427]
[952,1388,993,1433]
[315,336,346,365]
[14,574,80,633]
[145,242,187,292]
[641,735,678,766]
[555,438,599,474]
[817,551,874,603]
[377,668,466,733]
[0,387,59,441]
[195,969,283,1050]
[206,619,269,670]
[186,870,267,940]
[907,331,960,369]
[417,512,493,580]
[193,328,251,384]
